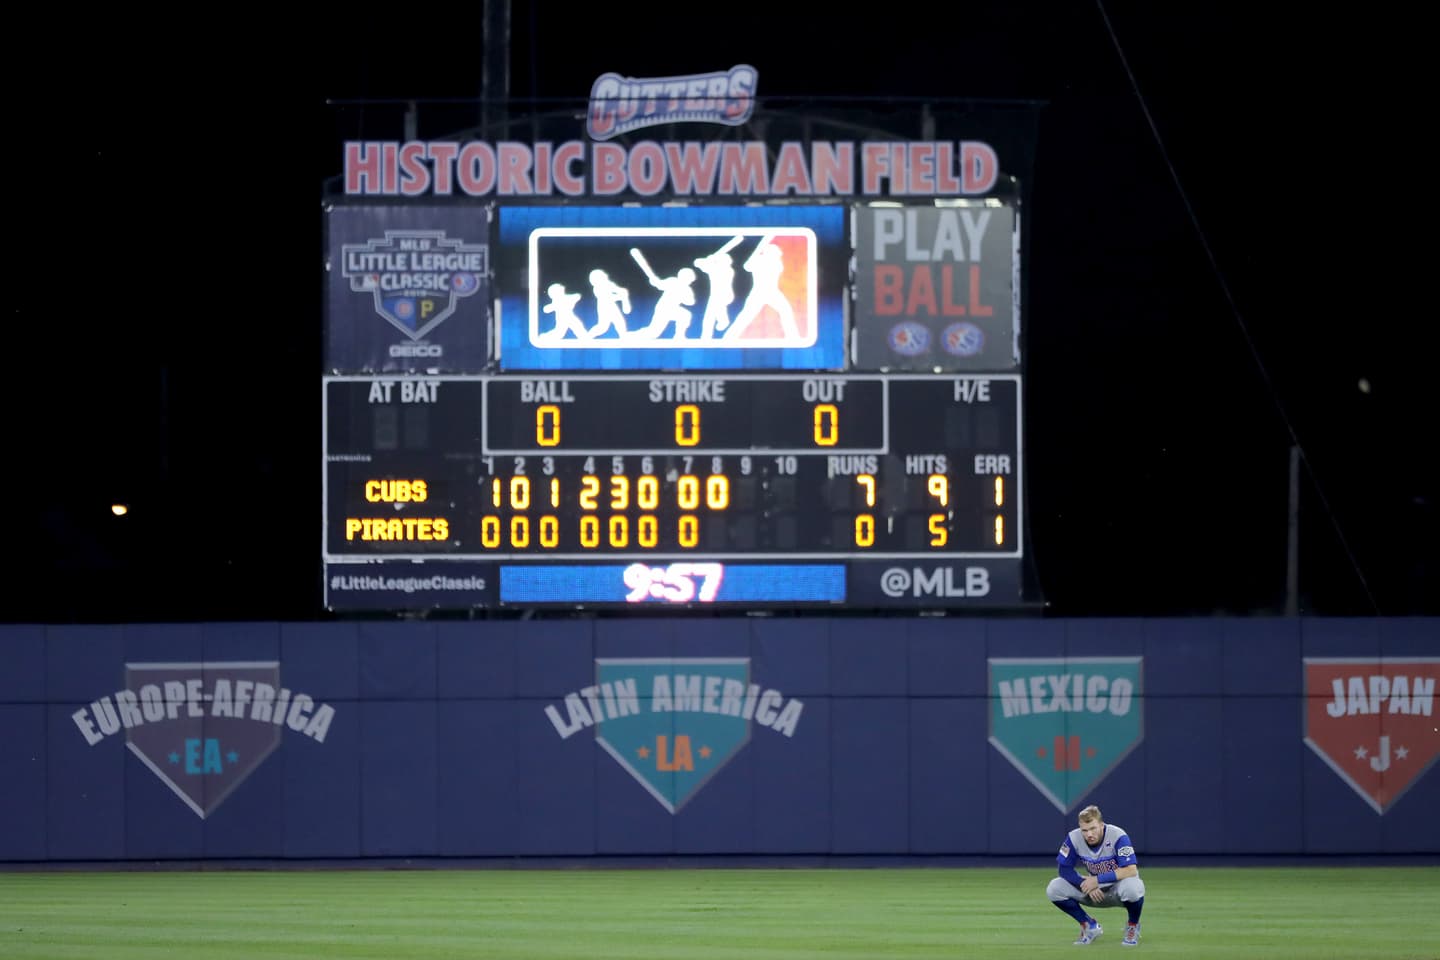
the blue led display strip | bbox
[501,563,845,604]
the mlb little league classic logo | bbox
[1303,657,1440,814]
[987,657,1144,813]
[341,229,486,341]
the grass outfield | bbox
[2,866,1437,959]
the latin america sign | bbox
[342,66,1003,199]
[545,657,803,813]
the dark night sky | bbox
[16,4,1433,622]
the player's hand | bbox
[1079,877,1098,894]
[1087,886,1106,903]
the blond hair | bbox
[1078,805,1103,823]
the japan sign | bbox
[1303,658,1440,814]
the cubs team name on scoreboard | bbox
[323,373,1023,608]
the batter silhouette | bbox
[693,236,742,339]
[723,238,798,342]
[586,268,631,338]
[629,247,696,340]
[539,282,587,340]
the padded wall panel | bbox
[0,705,47,859]
[0,625,47,702]
[359,622,437,700]
[830,698,909,852]
[909,697,988,852]
[830,620,908,696]
[283,702,361,858]
[1221,697,1304,852]
[751,696,830,853]
[1144,697,1224,852]
[437,699,523,855]
[359,700,438,856]
[46,702,125,860]
[280,623,361,702]
[908,618,988,697]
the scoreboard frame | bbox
[322,371,1025,611]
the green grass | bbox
[1,866,1437,959]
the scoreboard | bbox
[324,202,1025,611]
[324,372,1022,608]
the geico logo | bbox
[389,344,443,357]
[365,479,428,503]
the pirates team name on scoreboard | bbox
[344,479,450,543]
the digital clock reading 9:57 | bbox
[322,373,1021,560]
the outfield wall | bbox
[1,618,1436,862]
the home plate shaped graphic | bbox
[123,662,285,818]
[543,657,804,814]
[987,657,1145,813]
[593,658,754,813]
[1303,657,1440,814]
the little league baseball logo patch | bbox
[987,657,1144,813]
[1303,658,1440,814]
[341,229,487,340]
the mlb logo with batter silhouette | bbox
[530,227,817,349]
[496,205,846,371]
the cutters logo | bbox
[341,229,487,345]
[987,657,1144,813]
[588,65,757,141]
[545,658,801,813]
[1303,657,1440,814]
[72,662,335,819]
